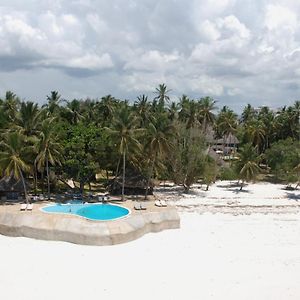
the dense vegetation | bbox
[0,86,299,202]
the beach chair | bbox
[140,202,147,210]
[155,200,162,207]
[20,204,27,211]
[160,200,167,207]
[134,202,141,210]
[27,204,33,211]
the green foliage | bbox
[219,166,238,181]
[168,124,207,192]
[265,138,300,183]
[234,144,261,188]
[0,88,298,197]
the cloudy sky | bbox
[0,0,299,111]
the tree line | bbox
[0,85,299,203]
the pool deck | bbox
[0,201,180,246]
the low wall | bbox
[0,208,180,246]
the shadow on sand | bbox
[286,192,300,201]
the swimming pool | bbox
[42,203,130,221]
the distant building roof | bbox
[215,133,239,145]
[0,175,26,192]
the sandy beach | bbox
[1,181,300,300]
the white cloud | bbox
[265,4,298,32]
[124,50,180,72]
[0,0,299,111]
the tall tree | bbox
[143,115,174,199]
[106,107,142,200]
[0,132,31,203]
[154,83,171,109]
[235,144,261,190]
[198,96,217,132]
[35,118,63,199]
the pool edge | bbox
[0,208,180,246]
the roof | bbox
[215,133,239,144]
[109,169,154,190]
[0,175,27,192]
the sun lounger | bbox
[20,204,27,211]
[134,202,141,210]
[160,200,167,207]
[155,200,162,207]
[140,202,147,210]
[155,200,167,207]
[27,204,33,211]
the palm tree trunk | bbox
[46,158,50,200]
[18,167,28,204]
[33,162,38,195]
[113,157,121,190]
[41,170,45,195]
[144,157,156,200]
[240,180,244,191]
[122,151,126,201]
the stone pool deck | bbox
[0,201,180,246]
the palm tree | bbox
[154,83,171,109]
[216,106,238,154]
[198,96,217,132]
[45,91,62,115]
[134,95,153,126]
[98,95,117,125]
[0,132,31,203]
[35,118,64,200]
[64,99,84,125]
[15,101,41,136]
[246,120,266,153]
[2,91,20,123]
[241,104,256,124]
[235,144,261,190]
[167,102,179,121]
[143,116,174,199]
[106,107,142,201]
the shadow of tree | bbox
[226,188,252,194]
[216,182,242,189]
[286,193,300,201]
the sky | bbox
[0,0,299,112]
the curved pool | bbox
[42,203,130,221]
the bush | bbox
[218,166,238,180]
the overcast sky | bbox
[0,0,299,111]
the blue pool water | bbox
[42,203,130,221]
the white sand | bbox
[1,181,300,300]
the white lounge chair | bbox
[155,200,162,207]
[140,202,147,210]
[20,204,27,211]
[155,200,167,207]
[160,200,167,207]
[27,204,33,211]
[134,202,141,210]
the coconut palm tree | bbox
[15,101,41,136]
[134,95,153,126]
[64,99,84,125]
[154,83,171,109]
[45,91,62,115]
[2,91,20,123]
[235,144,261,190]
[143,116,174,199]
[246,120,266,153]
[106,107,143,201]
[0,132,31,203]
[98,95,117,125]
[241,104,256,124]
[35,118,64,200]
[198,96,217,132]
